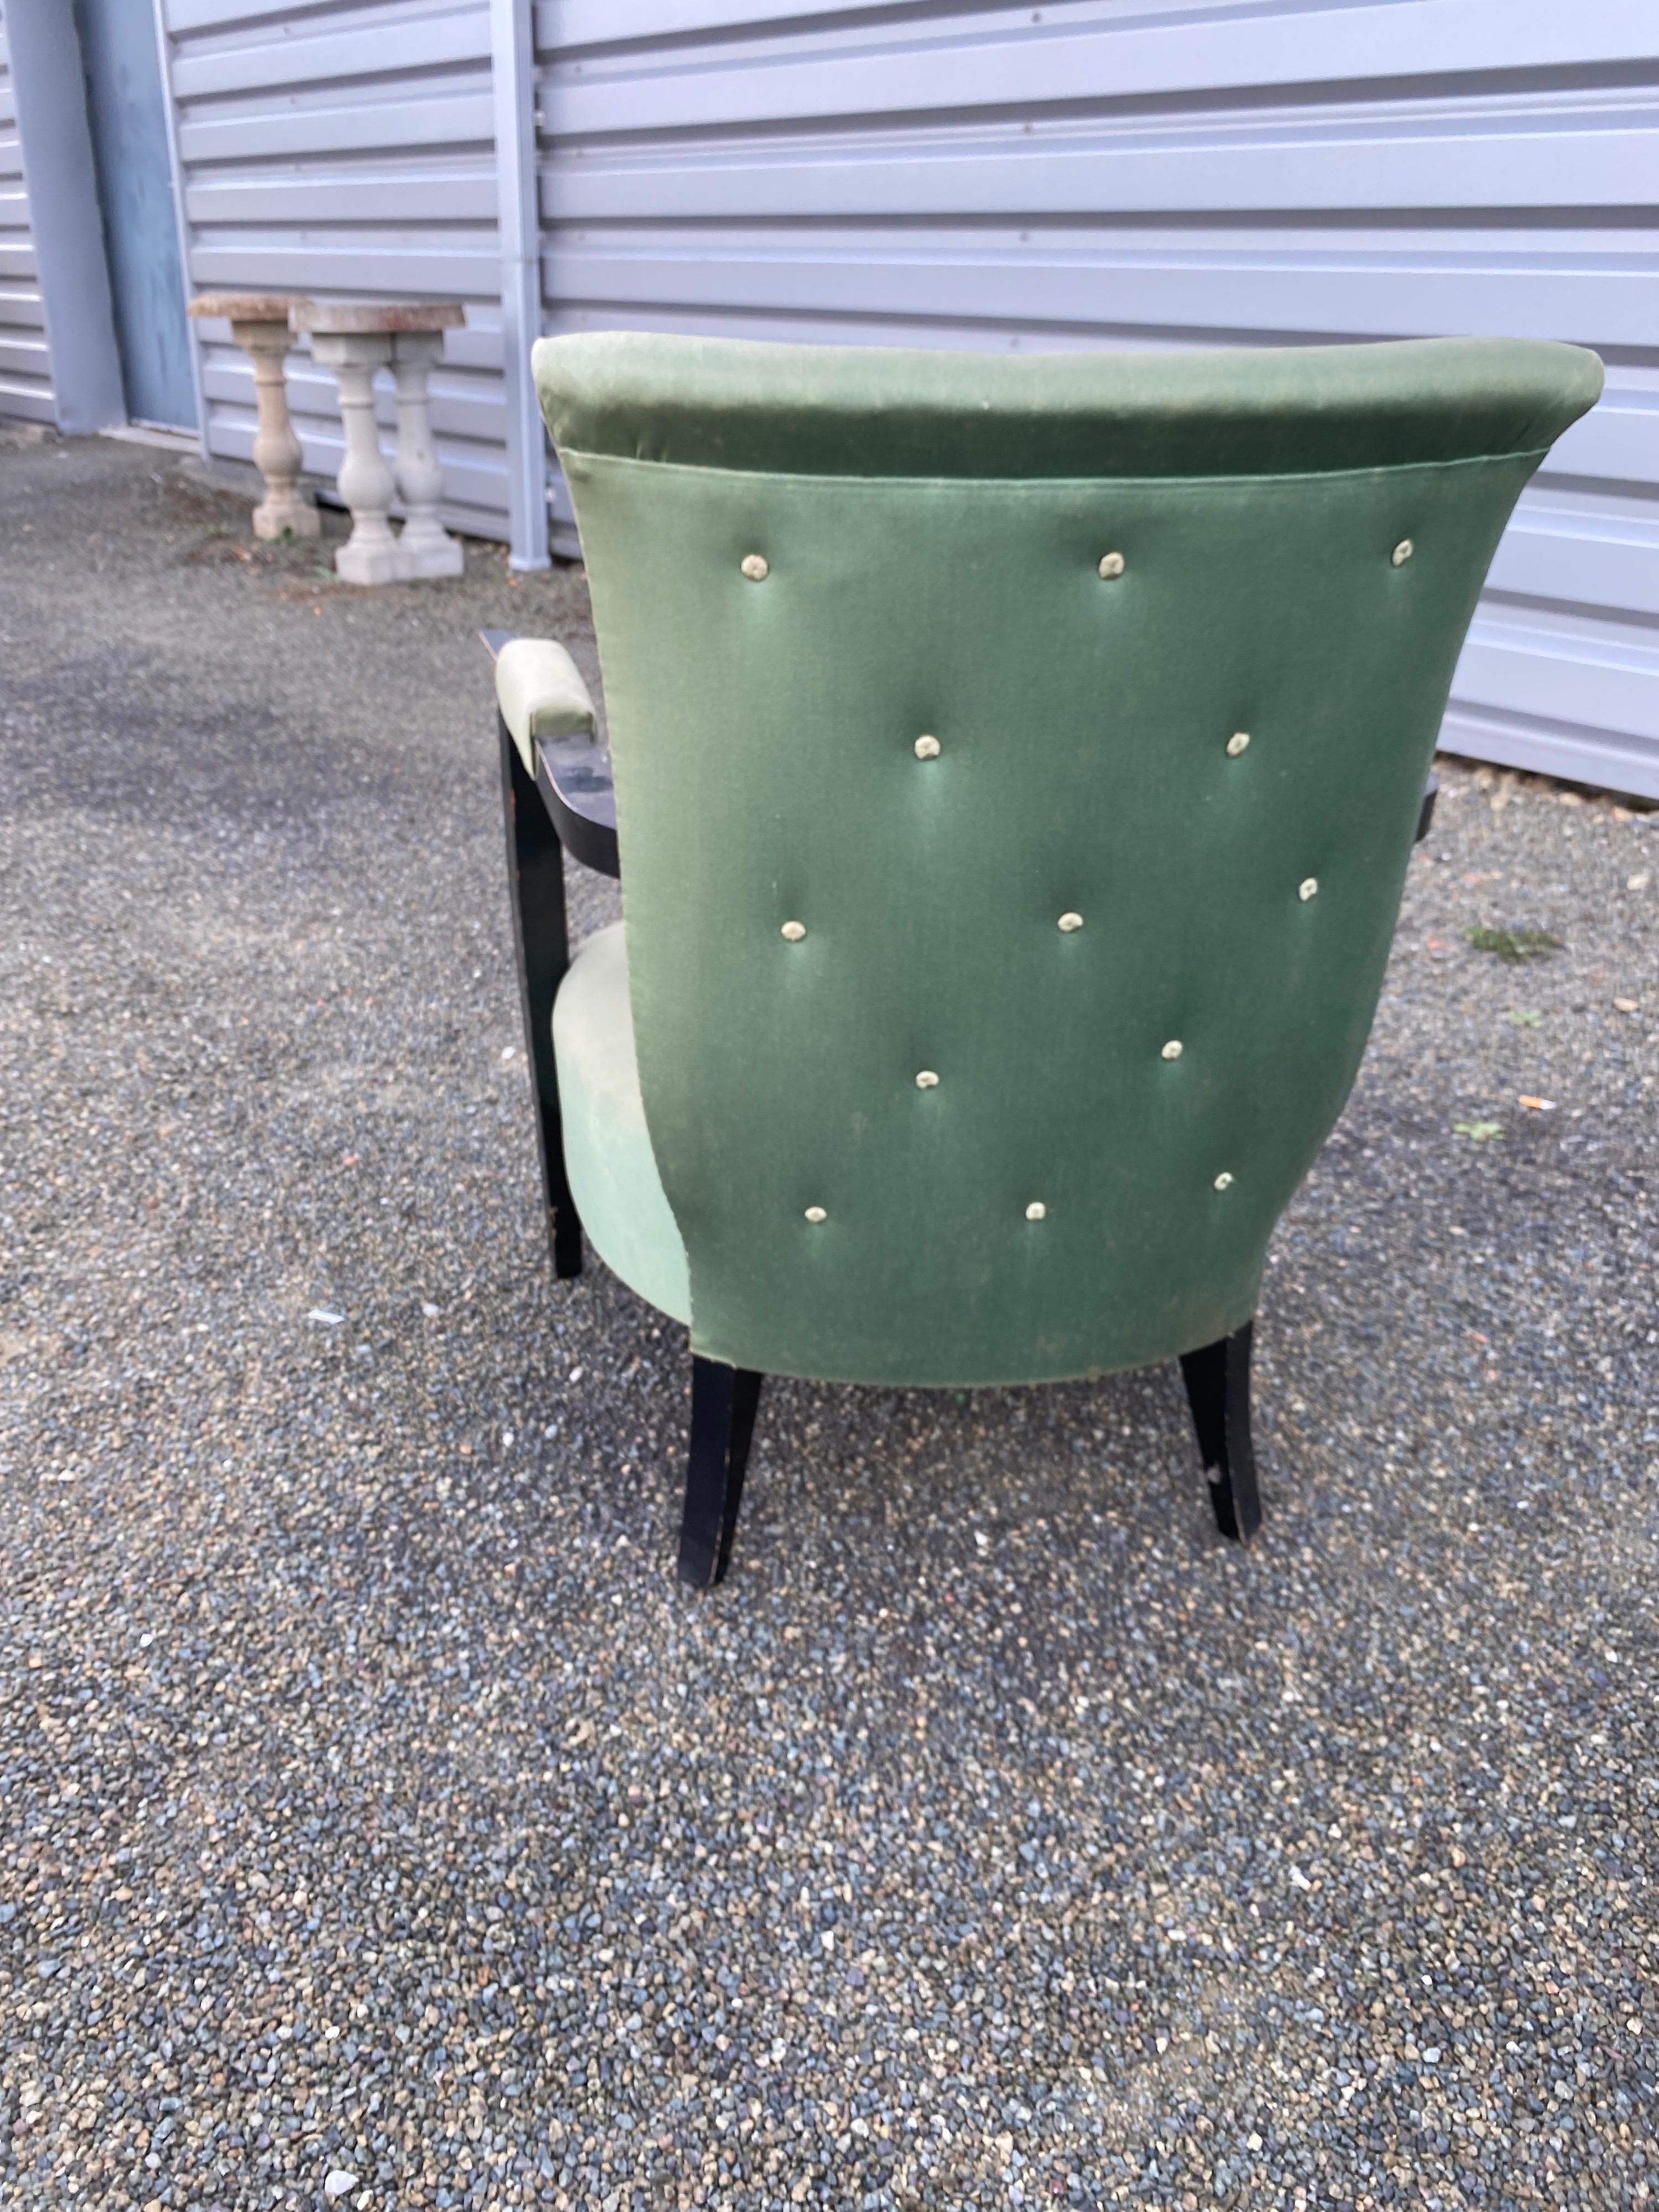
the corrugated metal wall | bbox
[0,2,55,425]
[164,0,509,536]
[533,0,1659,800]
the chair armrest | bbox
[482,629,619,879]
[535,732,619,879]
[493,634,598,764]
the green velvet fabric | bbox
[536,331,1601,1387]
[552,921,691,1326]
[536,330,1600,481]
[495,636,597,775]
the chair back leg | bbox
[680,1358,766,1587]
[1178,1320,1263,1542]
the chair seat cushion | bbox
[552,922,691,1324]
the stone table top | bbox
[290,300,466,335]
[187,294,312,323]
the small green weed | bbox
[1506,1009,1543,1026]
[1467,927,1563,964]
[1454,1120,1504,1142]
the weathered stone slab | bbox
[291,300,465,336]
[187,293,311,324]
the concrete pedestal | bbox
[306,330,399,586]
[186,294,319,540]
[390,332,464,580]
[292,300,466,587]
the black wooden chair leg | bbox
[1178,1319,1262,1543]
[679,1358,765,1588]
[499,713,583,1277]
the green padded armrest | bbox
[495,637,597,774]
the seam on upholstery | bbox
[560,447,1551,493]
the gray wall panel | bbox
[0,17,56,424]
[539,2,1655,133]
[162,0,509,535]
[178,91,497,164]
[543,225,1655,347]
[535,0,1659,797]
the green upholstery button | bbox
[1025,1201,1047,1220]
[1392,539,1414,566]
[1214,1172,1234,1191]
[1299,878,1319,902]
[1161,1040,1183,1060]
[804,1206,827,1224]
[740,552,769,581]
[1227,731,1250,757]
[915,1070,940,1088]
[780,920,806,941]
[914,734,941,759]
[1057,911,1084,932]
[1097,551,1125,580]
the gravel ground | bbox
[2,434,1656,2212]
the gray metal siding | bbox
[534,0,1659,799]
[0,7,55,425]
[163,0,509,535]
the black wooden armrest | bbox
[482,628,620,879]
[534,732,619,879]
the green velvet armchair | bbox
[491,330,1600,1586]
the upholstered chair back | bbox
[534,332,1600,1389]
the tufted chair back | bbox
[534,332,1600,1389]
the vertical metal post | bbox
[490,0,550,570]
[149,0,209,455]
[4,0,124,432]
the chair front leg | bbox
[499,713,583,1277]
[1178,1319,1262,1542]
[679,1358,765,1588]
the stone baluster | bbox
[291,300,467,587]
[185,294,319,540]
[390,328,463,579]
[292,306,398,586]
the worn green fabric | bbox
[536,332,1601,1386]
[495,636,597,775]
[552,921,691,1326]
[536,330,1600,481]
